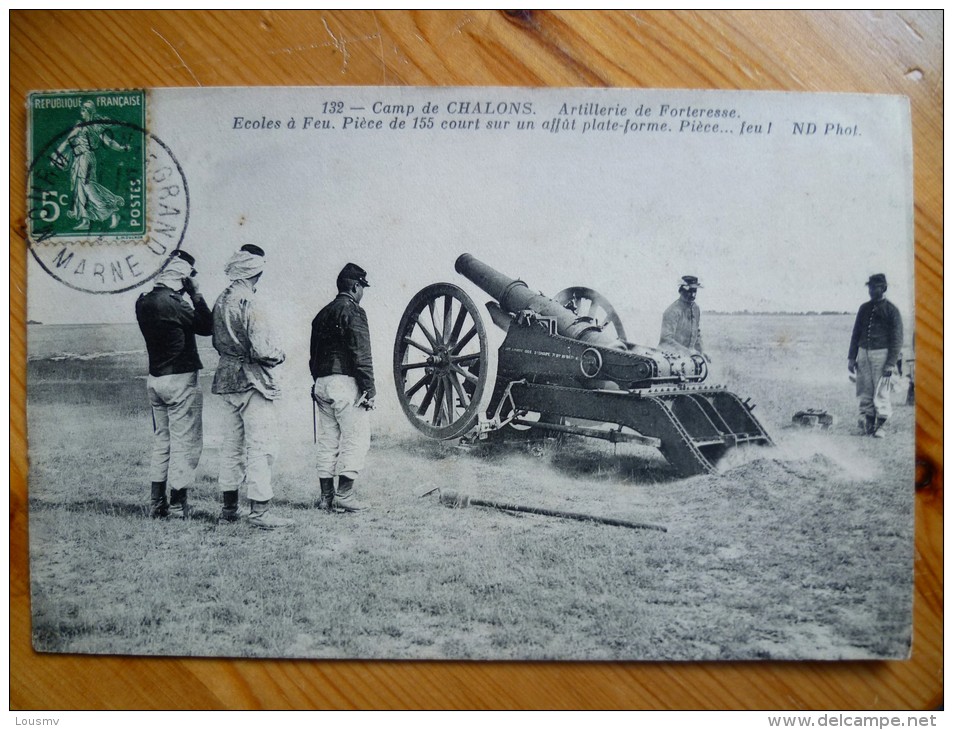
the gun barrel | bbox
[454,254,534,312]
[455,253,623,347]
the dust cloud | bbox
[716,429,877,483]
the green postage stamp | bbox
[27,89,189,294]
[29,90,146,240]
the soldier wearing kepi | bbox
[310,263,376,512]
[659,275,705,357]
[212,245,294,529]
[135,249,212,519]
[848,273,903,438]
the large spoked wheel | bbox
[554,286,627,341]
[393,283,489,440]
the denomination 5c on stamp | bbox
[27,90,189,294]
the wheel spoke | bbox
[403,335,433,356]
[442,295,453,344]
[431,378,446,426]
[428,300,442,345]
[448,303,468,348]
[451,363,479,383]
[451,353,480,365]
[405,372,429,399]
[416,315,439,350]
[451,325,477,355]
[447,371,469,407]
[443,376,455,422]
[417,375,438,416]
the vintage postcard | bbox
[25,87,914,660]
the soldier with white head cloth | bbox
[212,245,294,530]
[136,249,212,519]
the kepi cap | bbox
[339,262,370,287]
[865,273,887,287]
[679,275,702,290]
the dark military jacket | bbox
[309,292,376,399]
[848,298,903,365]
[135,284,213,377]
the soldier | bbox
[135,249,212,519]
[310,263,376,512]
[212,245,294,529]
[659,275,705,357]
[848,273,903,438]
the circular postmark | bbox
[27,110,189,295]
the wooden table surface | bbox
[10,10,942,710]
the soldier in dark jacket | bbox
[848,273,903,438]
[309,263,375,512]
[135,249,212,518]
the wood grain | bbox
[10,10,942,710]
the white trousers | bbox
[312,375,370,480]
[855,347,893,420]
[217,389,278,503]
[147,371,203,489]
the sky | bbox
[27,87,914,358]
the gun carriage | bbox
[393,254,772,477]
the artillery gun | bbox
[393,254,773,476]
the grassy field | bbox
[26,315,914,660]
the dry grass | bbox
[26,315,914,660]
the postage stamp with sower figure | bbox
[27,90,189,294]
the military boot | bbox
[334,476,365,512]
[168,488,194,519]
[150,481,169,519]
[864,415,876,436]
[318,478,335,512]
[248,500,295,530]
[218,490,244,524]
